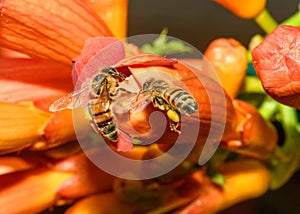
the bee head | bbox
[142,78,155,91]
[91,72,107,96]
[102,67,117,76]
[102,67,126,80]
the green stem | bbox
[243,76,265,93]
[269,104,300,190]
[270,146,300,190]
[254,9,278,34]
[279,104,298,129]
[258,96,278,120]
[278,105,299,155]
[281,9,300,26]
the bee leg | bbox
[167,109,181,134]
[135,90,144,102]
[153,96,167,111]
[169,121,181,134]
[112,87,133,96]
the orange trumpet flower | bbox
[213,0,266,19]
[0,0,113,65]
[0,0,114,154]
[252,25,300,109]
[0,0,282,213]
[204,38,248,98]
[213,0,278,34]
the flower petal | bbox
[204,38,248,98]
[41,110,77,149]
[54,149,114,198]
[0,0,113,65]
[252,25,300,109]
[82,0,128,39]
[178,159,270,213]
[0,58,73,103]
[0,101,77,154]
[0,154,42,175]
[0,101,49,154]
[65,192,135,214]
[72,36,125,85]
[0,167,73,214]
[222,100,278,159]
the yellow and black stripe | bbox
[88,93,118,142]
[163,87,198,115]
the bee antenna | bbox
[118,72,127,80]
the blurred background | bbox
[127,1,300,213]
[128,0,299,51]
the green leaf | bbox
[211,172,226,186]
[141,28,193,55]
[268,105,300,190]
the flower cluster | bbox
[0,0,299,213]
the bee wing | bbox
[94,78,118,113]
[49,86,89,112]
[112,90,139,113]
[129,92,152,113]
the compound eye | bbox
[101,67,114,74]
[108,67,117,76]
[143,81,150,91]
[143,79,154,91]
[93,73,103,82]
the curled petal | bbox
[0,0,113,65]
[72,37,125,85]
[0,102,49,154]
[115,53,178,68]
[252,25,300,109]
[0,101,76,154]
[222,100,278,159]
[54,149,114,198]
[41,110,77,149]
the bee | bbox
[49,67,127,142]
[132,78,198,134]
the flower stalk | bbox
[269,104,300,189]
[281,5,300,26]
[254,9,278,34]
[214,0,279,34]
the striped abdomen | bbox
[163,87,198,115]
[87,98,118,142]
